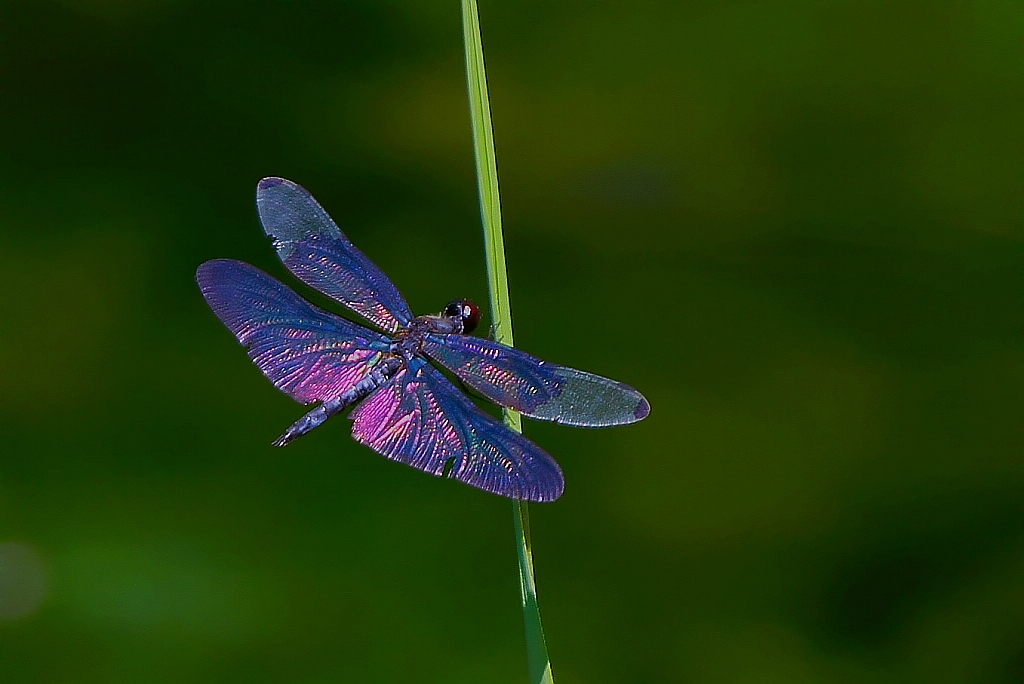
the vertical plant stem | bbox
[512,499,553,684]
[460,2,554,683]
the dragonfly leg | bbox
[273,397,346,447]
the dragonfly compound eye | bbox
[445,299,480,334]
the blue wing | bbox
[255,177,414,333]
[196,259,392,404]
[422,334,650,427]
[348,357,564,502]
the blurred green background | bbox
[2,0,1024,681]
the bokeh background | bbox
[2,0,1024,681]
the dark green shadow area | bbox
[2,1,1024,682]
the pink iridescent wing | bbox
[422,334,649,427]
[256,177,413,333]
[196,259,391,404]
[349,357,564,502]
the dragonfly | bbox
[196,178,649,502]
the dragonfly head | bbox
[443,299,480,334]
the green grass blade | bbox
[513,499,555,684]
[460,0,517,358]
[460,1,554,682]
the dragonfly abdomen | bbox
[272,355,402,447]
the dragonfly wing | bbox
[255,177,414,333]
[423,334,650,427]
[349,357,564,502]
[197,259,392,404]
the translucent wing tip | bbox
[455,445,565,503]
[539,371,651,427]
[525,476,564,503]
[255,177,302,240]
[254,176,342,253]
[195,258,242,290]
[633,392,651,421]
[257,176,292,192]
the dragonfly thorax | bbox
[391,313,464,359]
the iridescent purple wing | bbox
[255,177,413,333]
[422,334,650,427]
[196,259,391,404]
[349,357,564,502]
